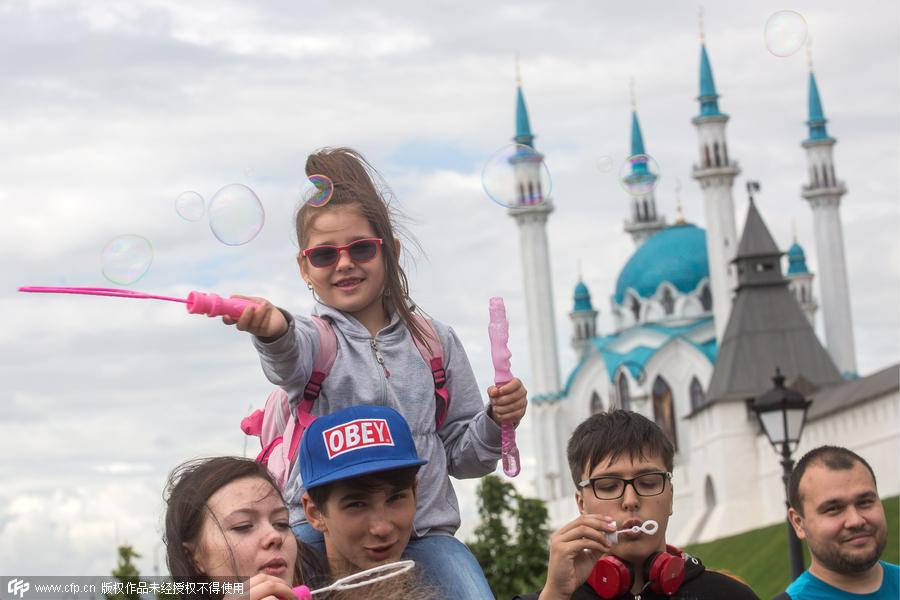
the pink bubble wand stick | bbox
[488,297,521,477]
[18,286,258,320]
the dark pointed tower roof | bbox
[703,201,842,407]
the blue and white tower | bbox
[690,32,740,342]
[786,235,818,327]
[507,70,565,501]
[801,60,857,376]
[569,278,598,357]
[624,85,666,245]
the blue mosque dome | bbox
[787,242,810,274]
[573,280,593,312]
[614,223,710,304]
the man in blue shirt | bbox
[784,445,898,600]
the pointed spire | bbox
[805,50,831,142]
[698,42,722,117]
[736,198,781,259]
[514,55,535,148]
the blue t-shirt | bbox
[786,562,899,600]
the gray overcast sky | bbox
[2,0,897,576]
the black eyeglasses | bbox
[301,238,383,268]
[577,471,672,500]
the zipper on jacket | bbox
[370,337,390,378]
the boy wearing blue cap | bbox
[299,405,428,578]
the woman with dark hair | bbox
[163,456,322,599]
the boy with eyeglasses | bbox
[514,410,759,600]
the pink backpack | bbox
[240,314,449,489]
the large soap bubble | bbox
[208,183,265,246]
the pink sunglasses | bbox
[301,238,383,268]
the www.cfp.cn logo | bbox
[7,578,29,598]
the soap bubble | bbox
[300,174,335,207]
[208,183,265,246]
[101,234,153,285]
[765,11,808,57]
[175,191,205,221]
[482,143,552,208]
[597,155,615,173]
[619,154,660,196]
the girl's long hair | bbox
[163,457,322,597]
[295,147,431,351]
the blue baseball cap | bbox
[299,405,427,490]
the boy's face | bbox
[576,451,672,565]
[304,479,417,572]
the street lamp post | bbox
[752,367,812,580]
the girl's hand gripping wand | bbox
[488,297,520,477]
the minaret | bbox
[570,274,598,357]
[508,65,564,500]
[624,81,666,245]
[690,18,740,342]
[801,53,857,376]
[786,225,818,327]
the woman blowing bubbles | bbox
[163,456,425,600]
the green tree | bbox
[468,475,551,599]
[106,544,178,600]
[106,546,141,600]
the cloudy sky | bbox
[2,0,897,577]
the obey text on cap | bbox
[322,418,395,459]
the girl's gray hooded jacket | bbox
[252,303,502,537]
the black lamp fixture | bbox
[752,367,812,580]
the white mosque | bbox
[504,33,900,544]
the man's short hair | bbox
[306,465,420,511]
[567,409,675,486]
[788,445,877,515]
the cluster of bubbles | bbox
[481,143,553,209]
[764,10,808,57]
[175,184,266,246]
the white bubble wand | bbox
[292,560,415,598]
[603,520,659,545]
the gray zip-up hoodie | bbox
[252,303,502,537]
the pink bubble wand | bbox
[488,297,521,477]
[18,286,258,320]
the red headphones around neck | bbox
[586,545,686,599]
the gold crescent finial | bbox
[515,53,522,87]
[806,36,814,72]
[698,6,705,43]
[675,178,686,224]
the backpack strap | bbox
[286,315,338,463]
[409,314,450,430]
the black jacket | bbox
[513,553,759,600]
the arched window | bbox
[699,285,713,311]
[630,294,641,322]
[527,181,535,204]
[704,475,717,510]
[617,372,631,411]
[690,376,705,411]
[661,287,675,315]
[800,286,807,303]
[518,183,526,204]
[830,165,836,187]
[703,145,711,168]
[713,142,721,167]
[652,376,678,450]
[722,143,729,165]
[590,391,604,415]
[811,166,818,187]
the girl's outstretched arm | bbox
[222,295,289,340]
